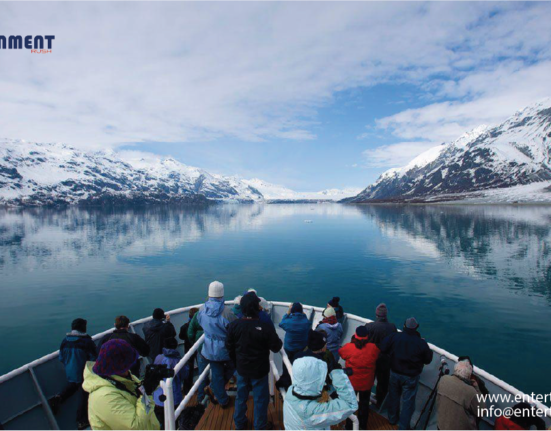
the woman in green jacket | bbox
[82,339,160,430]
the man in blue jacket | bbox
[279,302,311,361]
[195,280,237,407]
[380,317,433,430]
[50,318,97,429]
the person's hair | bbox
[317,389,331,404]
[189,307,199,319]
[454,360,473,380]
[71,318,87,333]
[164,337,178,350]
[115,315,130,329]
[352,335,369,350]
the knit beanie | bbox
[93,339,138,376]
[291,302,303,314]
[375,303,388,318]
[309,330,327,351]
[71,318,87,333]
[328,297,340,307]
[153,308,165,320]
[208,281,224,298]
[405,317,419,330]
[355,325,369,339]
[241,292,260,318]
[323,307,336,318]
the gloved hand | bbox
[142,369,163,395]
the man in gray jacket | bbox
[436,360,486,430]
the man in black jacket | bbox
[380,317,433,430]
[143,308,177,361]
[364,303,398,407]
[226,292,283,430]
[98,315,150,376]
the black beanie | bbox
[72,318,87,333]
[153,308,165,320]
[328,297,340,307]
[241,292,260,318]
[308,329,327,351]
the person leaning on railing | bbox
[82,339,162,430]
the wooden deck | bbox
[193,391,396,430]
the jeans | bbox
[234,373,270,430]
[387,371,420,430]
[58,382,89,424]
[208,359,235,406]
[197,353,210,402]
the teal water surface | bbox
[1,204,550,395]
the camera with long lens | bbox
[439,356,450,376]
[142,364,175,395]
[145,364,175,380]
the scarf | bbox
[322,316,337,325]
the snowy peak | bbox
[0,140,264,206]
[350,99,551,202]
[242,178,361,201]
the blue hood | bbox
[162,348,181,359]
[205,298,225,317]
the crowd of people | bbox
[49,281,547,431]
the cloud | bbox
[363,141,438,168]
[0,2,550,156]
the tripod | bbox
[413,364,448,430]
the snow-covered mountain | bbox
[0,140,264,206]
[242,178,360,202]
[349,99,551,203]
[0,139,357,206]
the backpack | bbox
[177,404,206,430]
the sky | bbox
[1,2,551,191]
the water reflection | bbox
[357,205,551,300]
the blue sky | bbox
[1,2,551,190]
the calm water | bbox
[1,204,550,394]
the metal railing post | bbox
[269,352,275,396]
[163,378,175,430]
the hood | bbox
[321,321,340,329]
[162,348,181,358]
[66,330,88,337]
[292,357,327,397]
[82,362,140,395]
[146,319,164,333]
[204,298,225,317]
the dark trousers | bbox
[234,373,270,430]
[59,382,89,424]
[154,405,165,429]
[375,356,391,408]
[183,352,197,395]
[345,389,371,430]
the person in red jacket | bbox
[495,402,546,430]
[338,325,380,429]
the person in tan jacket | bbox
[436,360,486,430]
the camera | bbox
[145,363,175,380]
[439,356,450,375]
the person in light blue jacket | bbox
[195,280,237,406]
[283,356,358,430]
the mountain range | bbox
[0,139,358,206]
[349,98,551,203]
[2,99,551,207]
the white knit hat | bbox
[323,306,336,318]
[208,281,224,298]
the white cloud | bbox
[0,2,550,156]
[363,141,438,168]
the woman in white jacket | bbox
[283,356,358,430]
